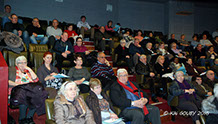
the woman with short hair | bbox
[54,81,95,124]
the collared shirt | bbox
[46,26,62,37]
[77,21,91,29]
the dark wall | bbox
[0,0,4,12]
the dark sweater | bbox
[94,31,112,41]
[91,61,114,79]
[37,64,59,86]
[154,63,172,76]
[114,44,130,61]
[135,61,156,76]
[129,43,145,55]
[68,67,90,81]
[4,22,25,32]
[53,39,74,55]
[193,48,207,60]
[26,24,46,36]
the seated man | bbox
[185,58,203,77]
[26,17,48,45]
[77,15,94,40]
[129,38,145,66]
[0,5,23,28]
[46,19,62,49]
[200,34,213,48]
[135,54,159,102]
[91,52,116,91]
[167,33,179,47]
[192,75,213,100]
[94,26,114,53]
[211,59,218,78]
[203,70,218,89]
[110,68,161,124]
[53,32,74,71]
[4,14,29,47]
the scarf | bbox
[176,79,197,100]
[117,79,149,115]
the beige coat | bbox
[54,94,96,124]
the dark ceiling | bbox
[130,0,218,3]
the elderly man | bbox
[135,54,159,102]
[110,68,161,124]
[53,32,74,71]
[94,26,114,53]
[26,17,48,45]
[46,19,62,49]
[203,70,218,89]
[4,14,29,48]
[77,15,95,40]
[129,38,145,66]
[91,52,116,91]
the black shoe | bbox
[152,96,159,103]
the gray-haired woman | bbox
[202,83,218,124]
[54,81,96,124]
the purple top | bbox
[74,45,88,53]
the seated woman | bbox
[73,37,90,65]
[68,54,91,93]
[134,30,143,42]
[191,34,200,49]
[8,56,39,123]
[114,39,134,74]
[54,81,95,124]
[105,20,115,36]
[154,55,172,98]
[85,78,125,124]
[185,58,204,77]
[169,42,186,63]
[156,42,173,64]
[37,51,62,89]
[206,46,217,61]
[143,42,158,64]
[168,71,202,124]
[64,24,82,45]
[178,34,191,51]
[123,29,134,48]
[202,84,218,124]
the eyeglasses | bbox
[99,57,105,59]
[118,74,128,77]
[17,62,27,64]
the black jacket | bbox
[192,81,212,99]
[94,31,112,42]
[135,61,156,77]
[26,24,46,36]
[85,91,115,124]
[114,44,130,61]
[110,81,149,113]
[154,63,172,77]
[53,39,74,55]
[4,22,25,32]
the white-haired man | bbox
[110,68,161,124]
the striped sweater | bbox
[91,61,114,79]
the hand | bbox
[207,92,212,96]
[138,44,141,47]
[126,55,130,58]
[33,33,37,37]
[105,59,110,66]
[140,98,148,105]
[8,16,12,21]
[178,53,183,57]
[110,113,118,119]
[24,66,32,71]
[150,72,155,77]
[136,53,141,57]
[133,100,144,108]
[18,30,22,37]
[74,80,83,85]
[50,72,57,76]
[50,76,56,80]
[84,27,88,31]
[109,38,112,40]
[102,38,106,40]
[85,51,90,55]
[37,24,41,28]
[62,52,67,58]
[55,35,61,40]
[65,50,71,54]
[200,56,206,59]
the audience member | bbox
[185,58,203,77]
[53,32,74,71]
[129,38,145,66]
[123,29,134,48]
[94,26,113,53]
[178,34,190,51]
[91,52,116,91]
[169,42,186,63]
[191,34,200,49]
[203,70,218,89]
[143,42,158,64]
[167,33,179,46]
[8,56,40,123]
[4,14,29,47]
[193,44,214,67]
[86,78,125,124]
[212,28,218,38]
[200,34,213,48]
[26,17,48,45]
[211,59,218,78]
[77,15,94,40]
[1,5,23,28]
[110,68,161,124]
[68,54,90,93]
[206,46,217,60]
[134,30,143,42]
[46,19,62,49]
[135,55,159,102]
[192,75,212,100]
[37,51,62,89]
[202,84,218,124]
[168,71,201,124]
[156,42,173,64]
[114,39,134,74]
[105,20,115,36]
[148,32,158,48]
[54,81,95,124]
[64,24,78,44]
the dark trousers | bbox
[55,54,74,71]
[48,36,56,49]
[19,104,36,120]
[99,40,114,51]
[178,96,201,122]
[121,105,161,124]
[97,75,117,92]
[144,77,156,95]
